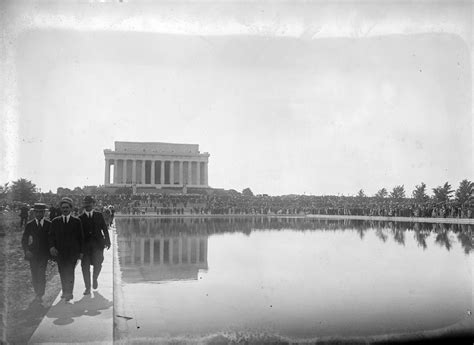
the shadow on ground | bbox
[46,291,113,326]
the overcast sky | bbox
[1,1,472,196]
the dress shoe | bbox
[65,294,73,302]
[93,280,98,289]
[83,289,91,295]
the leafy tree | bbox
[226,189,241,197]
[0,182,9,198]
[455,179,473,205]
[390,185,405,200]
[412,182,429,202]
[374,187,388,199]
[73,187,83,195]
[242,187,254,197]
[57,187,72,195]
[82,185,110,195]
[10,178,37,203]
[357,189,366,198]
[432,182,454,203]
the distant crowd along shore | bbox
[4,190,474,220]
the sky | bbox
[1,1,472,196]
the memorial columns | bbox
[196,161,201,186]
[188,161,192,185]
[160,160,165,185]
[104,159,110,185]
[170,161,174,185]
[151,160,155,185]
[179,161,183,185]
[113,159,118,184]
[122,159,127,184]
[105,155,207,187]
[203,162,208,186]
[132,160,137,184]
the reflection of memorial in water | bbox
[117,218,208,283]
[115,218,472,283]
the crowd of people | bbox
[3,190,473,221]
[93,192,473,219]
[8,195,115,226]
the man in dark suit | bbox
[49,197,84,302]
[21,203,51,303]
[19,204,29,227]
[79,196,111,295]
[48,204,61,221]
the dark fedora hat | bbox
[83,195,95,205]
[33,203,47,211]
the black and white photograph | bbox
[0,1,473,344]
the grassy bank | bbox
[0,212,61,345]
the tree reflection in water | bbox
[413,223,430,250]
[457,225,472,254]
[392,228,406,246]
[435,230,452,251]
[375,228,389,243]
[115,217,472,254]
[357,228,366,239]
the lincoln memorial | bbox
[104,141,210,191]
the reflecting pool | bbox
[114,217,472,342]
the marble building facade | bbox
[104,141,210,190]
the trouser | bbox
[29,257,48,297]
[57,258,78,296]
[81,242,104,289]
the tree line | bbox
[357,179,472,205]
[0,178,472,207]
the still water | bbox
[115,217,472,342]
